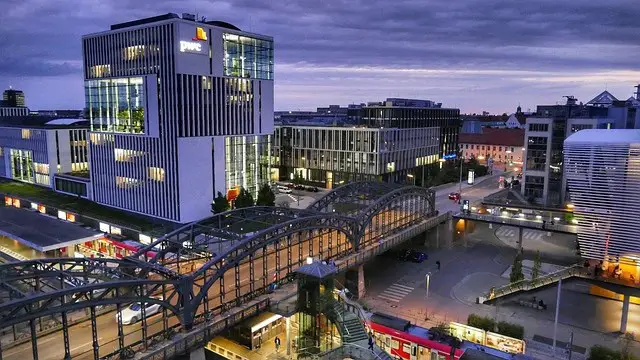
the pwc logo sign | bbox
[179,27,208,54]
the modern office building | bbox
[521,88,640,207]
[564,129,640,265]
[2,89,26,107]
[459,128,524,171]
[273,98,456,187]
[0,117,89,190]
[82,13,274,223]
[272,125,439,187]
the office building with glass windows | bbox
[521,89,640,207]
[82,13,274,223]
[0,117,89,191]
[564,129,640,265]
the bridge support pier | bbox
[518,227,523,252]
[621,294,631,333]
[190,347,206,360]
[345,265,366,299]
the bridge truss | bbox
[0,182,435,360]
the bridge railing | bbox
[479,264,587,303]
[455,212,577,234]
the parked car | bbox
[294,184,305,190]
[116,302,161,325]
[306,186,319,192]
[398,249,428,263]
[285,183,295,189]
[277,185,292,194]
[448,192,460,201]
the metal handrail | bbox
[487,264,586,300]
[455,212,577,233]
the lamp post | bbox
[424,272,431,320]
[407,174,415,186]
[458,155,464,204]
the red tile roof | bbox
[459,128,525,147]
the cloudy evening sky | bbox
[1,0,639,113]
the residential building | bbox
[521,88,640,207]
[82,12,274,223]
[0,116,89,191]
[0,107,29,117]
[2,89,25,107]
[273,98,457,188]
[461,107,526,134]
[564,129,640,266]
[459,128,524,171]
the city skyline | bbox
[1,0,639,113]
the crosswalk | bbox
[377,283,414,303]
[495,226,544,241]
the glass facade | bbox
[223,33,274,80]
[525,136,547,171]
[224,135,272,199]
[85,77,145,134]
[10,149,34,183]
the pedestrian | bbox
[368,334,374,351]
[274,336,281,352]
[436,261,441,271]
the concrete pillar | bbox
[190,347,206,360]
[518,227,523,251]
[448,219,453,232]
[621,294,630,333]
[286,316,291,356]
[345,265,366,299]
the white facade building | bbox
[83,13,274,223]
[564,129,640,263]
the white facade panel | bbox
[258,80,274,135]
[145,74,160,137]
[177,137,214,223]
[213,136,226,197]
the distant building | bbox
[0,107,29,117]
[2,88,25,107]
[0,117,89,192]
[564,129,640,264]
[273,98,458,187]
[522,87,640,207]
[459,128,524,170]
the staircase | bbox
[328,301,368,343]
[479,264,589,303]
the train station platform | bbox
[0,205,103,257]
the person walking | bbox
[274,336,281,352]
[368,334,374,351]
[436,261,441,271]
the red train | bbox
[367,313,533,360]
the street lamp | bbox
[458,155,464,204]
[424,272,431,320]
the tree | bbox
[531,251,542,281]
[510,253,525,283]
[234,187,254,209]
[211,191,229,214]
[293,170,303,185]
[256,183,275,206]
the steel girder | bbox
[307,181,399,213]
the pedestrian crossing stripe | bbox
[495,227,543,240]
[377,283,414,303]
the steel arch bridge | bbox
[0,182,435,360]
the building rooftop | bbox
[0,116,89,129]
[459,128,525,147]
[565,129,640,145]
[0,205,103,252]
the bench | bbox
[518,300,546,310]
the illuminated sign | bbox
[193,27,208,41]
[467,169,475,185]
[180,41,202,53]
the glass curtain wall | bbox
[225,135,272,199]
[85,77,145,134]
[223,33,274,80]
[10,149,34,183]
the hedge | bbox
[589,344,639,360]
[467,314,495,332]
[467,314,524,340]
[497,321,524,340]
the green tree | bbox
[531,251,542,281]
[256,183,275,206]
[211,191,230,214]
[234,187,255,209]
[510,253,525,283]
[293,170,303,185]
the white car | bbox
[277,185,292,194]
[116,302,161,325]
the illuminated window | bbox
[223,33,273,80]
[85,77,145,134]
[116,176,140,189]
[122,45,145,61]
[148,167,165,182]
[89,65,111,77]
[21,129,31,139]
[115,148,145,162]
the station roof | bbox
[0,206,103,252]
[565,129,640,145]
[0,116,89,129]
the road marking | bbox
[389,283,414,291]
[377,294,402,302]
[378,283,414,303]
[70,337,102,352]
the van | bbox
[277,185,292,194]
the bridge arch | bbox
[308,181,397,213]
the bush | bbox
[496,321,524,340]
[588,345,623,360]
[467,314,495,332]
